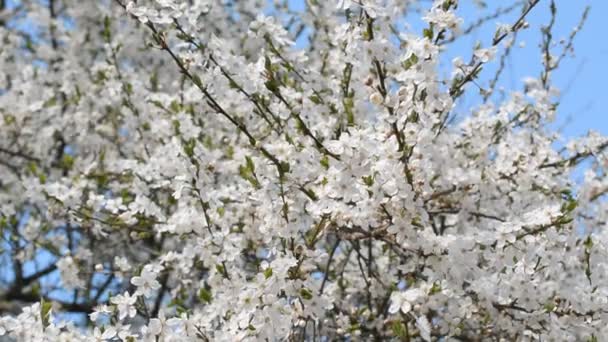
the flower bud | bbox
[370,92,384,106]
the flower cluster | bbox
[0,0,603,341]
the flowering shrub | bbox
[0,0,605,340]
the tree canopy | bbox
[0,0,605,341]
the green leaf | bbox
[238,157,261,189]
[43,96,57,108]
[225,145,234,159]
[170,100,181,113]
[123,82,133,96]
[391,321,408,340]
[198,288,212,303]
[320,155,329,170]
[203,136,214,149]
[442,0,455,11]
[40,298,52,329]
[216,264,227,277]
[3,114,16,125]
[309,95,322,104]
[584,236,593,249]
[300,186,318,201]
[183,138,196,158]
[299,288,313,300]
[191,74,203,88]
[264,79,280,93]
[31,283,41,297]
[429,282,442,295]
[176,305,188,315]
[423,26,434,40]
[279,161,290,173]
[38,173,46,184]
[95,70,107,83]
[176,32,191,42]
[560,189,578,213]
[564,198,578,213]
[402,54,419,70]
[263,267,273,279]
[149,70,159,91]
[102,16,111,42]
[137,232,152,239]
[343,96,355,125]
[120,189,135,205]
[238,165,248,178]
[28,162,38,175]
[61,155,74,170]
[245,156,255,173]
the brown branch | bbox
[0,147,40,162]
[539,141,608,169]
[448,0,541,98]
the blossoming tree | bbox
[0,0,605,340]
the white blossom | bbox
[0,0,602,340]
[111,292,137,320]
[56,256,84,289]
[474,46,498,63]
[131,265,162,298]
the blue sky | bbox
[287,0,607,138]
[444,0,607,139]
